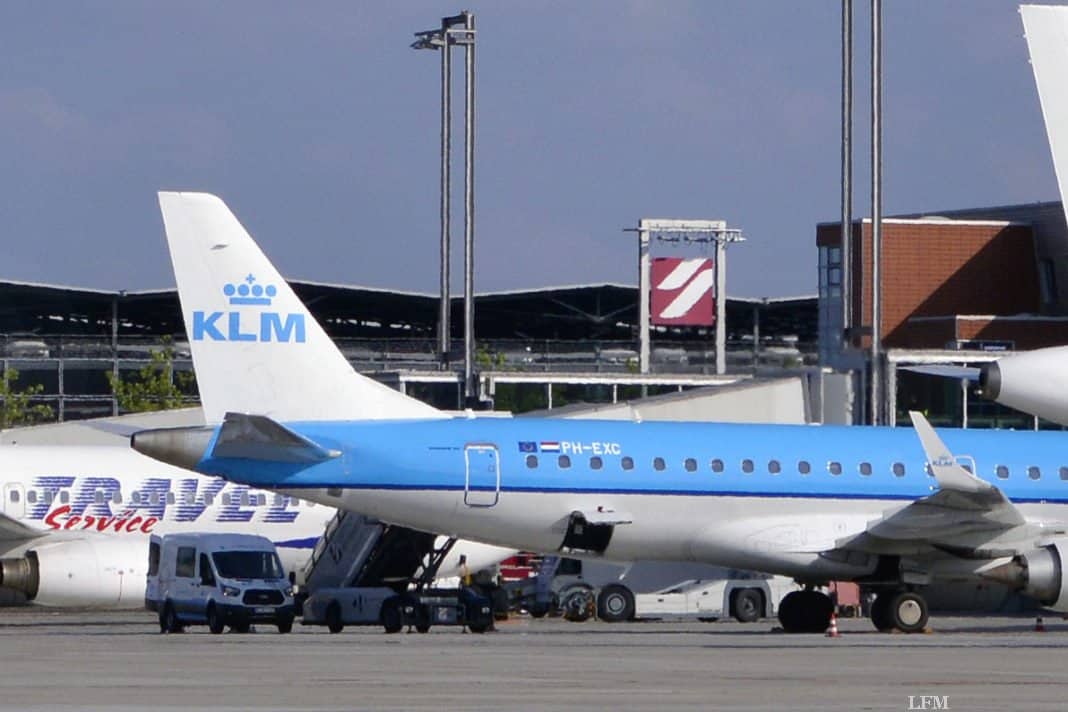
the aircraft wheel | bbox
[870,593,895,632]
[207,603,225,635]
[889,591,928,633]
[777,591,804,632]
[597,584,635,622]
[325,602,344,634]
[731,588,764,623]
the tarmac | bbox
[0,609,1066,711]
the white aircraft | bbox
[0,444,333,607]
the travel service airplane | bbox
[0,444,333,607]
[132,185,1068,634]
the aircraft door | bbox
[2,484,25,519]
[464,444,500,507]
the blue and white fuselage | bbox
[189,417,1068,581]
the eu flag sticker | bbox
[518,441,537,453]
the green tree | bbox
[0,368,54,428]
[108,337,196,413]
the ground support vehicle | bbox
[146,533,296,634]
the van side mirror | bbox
[288,571,296,585]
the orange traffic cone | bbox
[826,612,841,638]
[1035,616,1046,632]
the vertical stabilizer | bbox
[1022,5,1068,213]
[158,191,443,423]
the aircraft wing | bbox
[839,412,1026,552]
[0,511,42,544]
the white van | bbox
[146,533,295,634]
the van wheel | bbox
[207,604,225,634]
[597,584,636,622]
[276,616,294,634]
[325,602,344,634]
[231,622,251,634]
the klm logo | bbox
[192,274,305,343]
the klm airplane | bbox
[131,191,1068,635]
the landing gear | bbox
[870,591,928,633]
[777,589,834,633]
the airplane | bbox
[0,444,334,607]
[132,190,1068,634]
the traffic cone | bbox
[826,612,841,638]
[1035,616,1046,632]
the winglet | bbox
[908,411,993,494]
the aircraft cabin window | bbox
[768,460,781,475]
[26,490,37,504]
[241,492,251,507]
[996,465,1009,479]
[44,491,54,504]
[273,493,285,506]
[59,491,69,504]
[94,490,104,505]
[590,456,603,470]
[859,462,872,476]
[798,461,811,475]
[8,490,18,504]
[710,459,724,473]
[828,462,842,476]
[1061,466,1068,481]
[221,493,231,506]
[1029,466,1041,481]
[741,459,754,474]
[149,492,159,505]
[526,454,538,468]
[558,455,571,469]
[204,493,214,506]
[684,458,697,472]
[893,462,906,477]
[185,492,196,505]
[621,457,634,471]
[167,492,176,505]
[112,491,122,505]
[653,457,666,472]
[131,491,141,505]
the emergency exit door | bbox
[464,444,500,507]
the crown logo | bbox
[223,274,277,306]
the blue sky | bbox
[0,1,1058,297]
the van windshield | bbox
[211,551,285,580]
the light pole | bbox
[413,11,478,406]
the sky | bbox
[0,1,1061,298]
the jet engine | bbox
[0,538,148,608]
[983,539,1068,612]
[979,345,1068,427]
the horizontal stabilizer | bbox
[900,364,980,381]
[213,412,341,464]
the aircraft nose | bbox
[131,426,216,471]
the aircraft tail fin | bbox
[1022,5,1068,216]
[157,191,443,423]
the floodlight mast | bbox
[413,12,478,406]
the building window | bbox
[653,457,666,472]
[710,459,724,473]
[798,461,811,475]
[684,458,697,472]
[590,456,603,470]
[526,455,538,468]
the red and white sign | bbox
[650,257,716,326]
